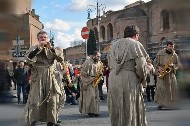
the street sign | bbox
[12,40,24,46]
[15,44,21,54]
[12,51,26,57]
[81,27,89,39]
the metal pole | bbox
[97,0,101,53]
[86,39,88,58]
[97,0,98,20]
[50,31,51,39]
[87,0,105,53]
[16,36,20,63]
[98,24,100,52]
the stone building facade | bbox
[64,44,86,66]
[87,0,190,59]
[147,0,190,59]
[0,0,43,69]
[65,0,190,65]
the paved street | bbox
[1,99,190,126]
[0,86,190,126]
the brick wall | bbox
[0,14,43,62]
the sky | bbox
[32,0,151,49]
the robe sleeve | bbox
[54,49,65,63]
[129,41,148,87]
[135,56,147,87]
[28,48,40,59]
[45,48,54,60]
[54,60,64,76]
[172,53,179,74]
[154,51,161,75]
[129,40,149,60]
[43,48,65,63]
[25,45,43,64]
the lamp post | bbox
[15,36,20,63]
[87,0,106,53]
[49,31,55,47]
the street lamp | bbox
[87,0,106,53]
[15,36,20,63]
[49,31,55,47]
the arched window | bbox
[100,25,105,40]
[107,23,113,41]
[161,10,170,30]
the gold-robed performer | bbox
[154,40,179,110]
[53,46,71,124]
[108,25,148,126]
[24,31,69,126]
[79,51,102,117]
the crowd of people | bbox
[5,25,183,126]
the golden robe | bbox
[53,60,65,115]
[24,46,65,124]
[108,38,148,126]
[154,48,179,108]
[79,57,101,115]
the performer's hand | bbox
[38,41,52,49]
[38,41,46,49]
[46,42,52,49]
[169,63,174,67]
[93,77,96,81]
[158,67,163,72]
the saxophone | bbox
[158,55,174,78]
[92,61,103,87]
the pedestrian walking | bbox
[14,61,28,104]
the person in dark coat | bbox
[14,61,28,104]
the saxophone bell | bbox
[158,67,171,78]
[158,55,174,78]
[165,67,171,73]
[92,62,103,87]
